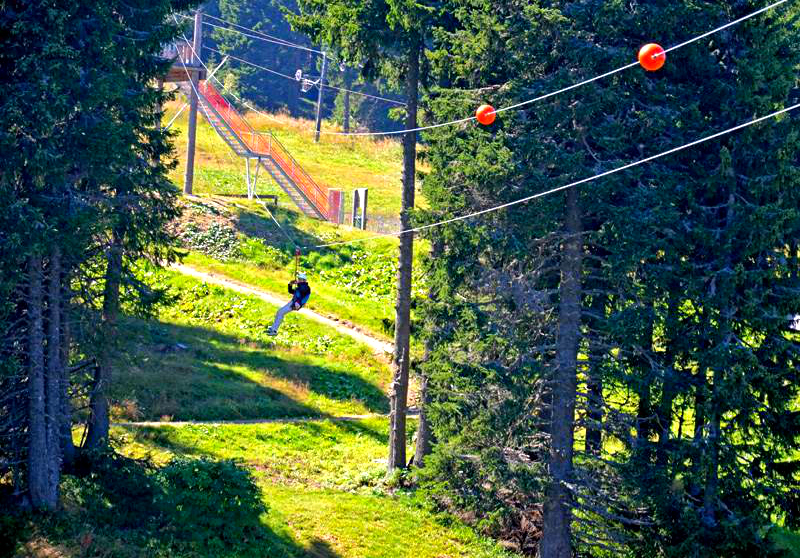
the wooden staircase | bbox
[181,81,333,221]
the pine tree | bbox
[290,0,443,471]
[0,0,193,507]
[418,0,800,555]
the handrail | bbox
[197,81,330,218]
[162,42,198,66]
[259,131,329,215]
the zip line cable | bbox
[261,201,301,250]
[308,80,406,106]
[171,9,798,252]
[201,19,325,54]
[189,12,407,106]
[202,12,324,55]
[494,0,789,115]
[164,55,229,131]
[202,46,406,106]
[312,102,800,248]
[203,108,301,255]
[174,24,304,253]
[203,46,298,81]
[175,24,393,129]
[172,20,285,125]
[315,0,789,135]
[177,12,324,54]
[176,0,787,137]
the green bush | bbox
[240,238,291,270]
[0,513,25,558]
[70,447,161,530]
[156,457,268,547]
[180,222,242,261]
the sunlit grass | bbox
[163,100,426,218]
[110,269,391,422]
[111,417,516,558]
[177,197,430,340]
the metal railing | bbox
[161,43,198,66]
[198,81,330,219]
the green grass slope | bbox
[164,100,425,218]
[5,269,516,558]
[175,196,428,341]
[109,269,391,422]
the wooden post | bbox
[184,9,204,195]
[314,52,327,143]
[245,158,252,199]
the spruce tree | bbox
[0,0,193,506]
[290,0,443,471]
[419,0,800,555]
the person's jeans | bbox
[270,301,296,332]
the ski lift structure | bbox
[296,69,321,94]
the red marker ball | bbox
[638,43,666,72]
[476,104,496,126]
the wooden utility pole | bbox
[342,66,352,134]
[184,8,204,195]
[314,52,327,142]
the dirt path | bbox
[173,263,394,356]
[115,414,383,428]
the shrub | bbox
[71,447,161,530]
[156,457,268,548]
[180,222,242,261]
[0,513,25,558]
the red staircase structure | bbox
[182,80,341,222]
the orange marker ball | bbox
[476,104,496,125]
[638,43,666,71]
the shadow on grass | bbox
[118,412,390,463]
[0,452,345,558]
[233,204,325,254]
[112,316,389,423]
[230,204,363,262]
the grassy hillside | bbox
[164,99,425,219]
[6,268,516,558]
[108,269,392,423]
[174,196,429,342]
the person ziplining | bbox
[267,272,311,335]
[268,249,311,335]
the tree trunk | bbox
[584,293,606,456]
[388,39,419,472]
[540,187,582,558]
[703,183,737,527]
[45,248,62,501]
[636,314,655,445]
[413,240,442,468]
[60,279,76,468]
[413,372,433,467]
[86,230,123,448]
[656,292,679,468]
[343,91,351,134]
[27,256,56,509]
[688,371,707,499]
[343,69,352,134]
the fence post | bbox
[327,189,343,224]
[352,188,368,230]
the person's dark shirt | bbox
[288,281,311,306]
